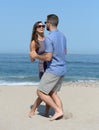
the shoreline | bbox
[0,80,99,87]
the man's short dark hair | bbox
[47,14,59,26]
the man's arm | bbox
[30,51,52,61]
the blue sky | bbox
[0,0,99,54]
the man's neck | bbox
[50,26,57,31]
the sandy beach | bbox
[0,81,99,130]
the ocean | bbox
[0,53,99,86]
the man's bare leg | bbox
[37,90,63,121]
[50,91,64,118]
[50,92,64,112]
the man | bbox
[30,14,67,120]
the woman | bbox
[29,21,50,118]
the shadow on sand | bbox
[30,104,54,117]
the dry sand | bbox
[0,81,99,130]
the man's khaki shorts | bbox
[37,72,64,94]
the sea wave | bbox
[0,79,99,86]
[0,81,39,86]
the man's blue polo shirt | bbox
[45,30,67,76]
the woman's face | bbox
[36,23,45,34]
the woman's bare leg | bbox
[29,97,42,118]
[45,104,50,117]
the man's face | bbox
[45,20,50,31]
[46,23,50,31]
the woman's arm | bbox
[30,40,36,62]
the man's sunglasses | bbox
[44,21,49,24]
[37,25,45,28]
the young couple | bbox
[29,14,67,121]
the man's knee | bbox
[37,90,41,97]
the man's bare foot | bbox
[28,110,35,118]
[50,111,63,121]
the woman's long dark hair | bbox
[30,21,43,51]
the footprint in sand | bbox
[63,110,73,120]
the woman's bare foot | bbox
[28,110,35,118]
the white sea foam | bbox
[0,81,39,86]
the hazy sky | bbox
[0,0,99,54]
